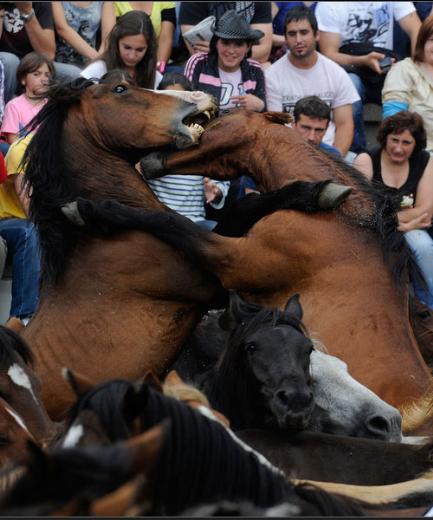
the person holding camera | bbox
[265,5,359,158]
[382,15,433,152]
[315,2,421,154]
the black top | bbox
[367,147,430,212]
[179,2,272,25]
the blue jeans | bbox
[0,219,40,319]
[0,52,82,103]
[405,229,433,310]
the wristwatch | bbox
[20,9,35,23]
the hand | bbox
[230,93,265,112]
[397,212,432,232]
[14,2,33,14]
[364,51,387,74]
[192,40,210,54]
[204,177,222,204]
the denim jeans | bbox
[0,218,40,319]
[349,72,384,154]
[404,229,433,310]
[0,52,82,103]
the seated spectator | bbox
[53,1,116,76]
[0,2,80,104]
[382,15,433,152]
[292,95,341,159]
[81,10,162,88]
[0,132,40,328]
[315,2,421,154]
[179,1,273,65]
[265,5,359,158]
[141,72,229,231]
[1,52,54,145]
[114,1,176,74]
[353,111,433,310]
[184,9,267,115]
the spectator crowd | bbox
[0,1,432,330]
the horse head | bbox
[309,350,402,442]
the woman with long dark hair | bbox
[81,10,160,88]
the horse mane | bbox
[204,307,308,426]
[401,387,433,433]
[0,325,34,367]
[23,79,96,284]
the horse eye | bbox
[112,84,127,94]
[245,342,256,354]
[0,433,10,446]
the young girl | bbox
[144,72,229,230]
[1,52,55,145]
[81,10,161,88]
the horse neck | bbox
[63,118,164,209]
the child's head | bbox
[103,10,157,89]
[157,72,192,92]
[17,52,55,97]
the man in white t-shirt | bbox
[265,5,359,157]
[315,2,421,152]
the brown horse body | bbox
[22,82,223,419]
[138,111,433,417]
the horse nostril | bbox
[366,415,390,438]
[276,390,289,406]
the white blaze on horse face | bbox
[4,403,31,435]
[7,364,38,403]
[62,424,84,448]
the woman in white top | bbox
[81,10,161,88]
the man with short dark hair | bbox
[292,95,341,159]
[265,5,360,157]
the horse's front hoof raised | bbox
[140,152,165,179]
[61,201,86,226]
[318,183,352,209]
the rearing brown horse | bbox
[21,81,339,420]
[73,109,433,431]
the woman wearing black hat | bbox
[184,9,266,114]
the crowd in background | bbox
[0,1,432,330]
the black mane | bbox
[23,79,95,284]
[0,325,34,367]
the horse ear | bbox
[125,419,170,474]
[141,371,163,393]
[263,112,293,125]
[164,370,185,387]
[62,367,94,398]
[284,293,303,320]
[123,379,151,426]
[91,474,147,517]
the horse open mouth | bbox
[181,107,216,144]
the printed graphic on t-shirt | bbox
[210,2,255,23]
[346,4,391,47]
[4,7,25,34]
[281,92,333,118]
[220,81,244,114]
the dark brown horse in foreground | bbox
[70,109,433,433]
[21,81,343,420]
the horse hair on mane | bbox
[0,325,34,367]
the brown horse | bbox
[22,81,340,420]
[73,108,433,430]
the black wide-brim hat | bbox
[212,9,264,44]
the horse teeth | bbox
[204,110,211,120]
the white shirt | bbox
[265,51,360,146]
[217,68,243,114]
[315,2,416,51]
[80,60,162,88]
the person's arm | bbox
[98,1,116,54]
[353,152,374,181]
[13,173,30,216]
[157,20,175,65]
[250,22,272,63]
[52,2,99,60]
[16,2,55,60]
[332,104,354,157]
[318,31,386,75]
[398,11,421,57]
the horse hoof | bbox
[318,183,352,209]
[139,152,165,179]
[61,201,86,226]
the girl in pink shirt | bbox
[1,52,54,145]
